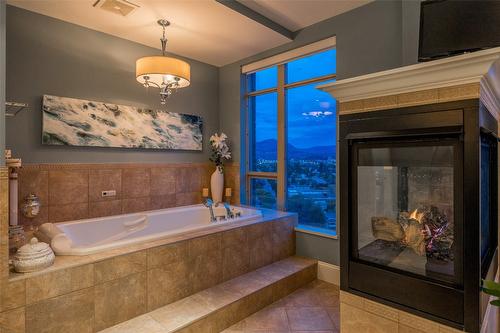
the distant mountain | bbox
[255,139,335,160]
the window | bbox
[248,93,278,172]
[249,178,277,209]
[244,47,337,235]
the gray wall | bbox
[402,0,422,65]
[296,232,340,264]
[220,0,404,163]
[5,6,219,164]
[0,2,5,166]
[219,0,408,265]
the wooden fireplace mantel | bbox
[318,46,500,118]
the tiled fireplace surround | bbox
[0,162,308,333]
[335,84,480,333]
[16,162,241,226]
[318,48,500,333]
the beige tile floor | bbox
[222,280,340,333]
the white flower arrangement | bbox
[209,132,231,171]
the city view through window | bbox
[246,49,337,234]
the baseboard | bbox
[317,261,340,286]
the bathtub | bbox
[36,204,262,256]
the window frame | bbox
[243,49,337,236]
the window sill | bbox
[295,225,338,239]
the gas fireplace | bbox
[357,141,457,284]
[339,100,498,332]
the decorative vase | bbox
[12,237,55,273]
[210,166,224,203]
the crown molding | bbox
[480,56,500,120]
[318,47,500,110]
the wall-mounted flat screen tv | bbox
[418,0,500,62]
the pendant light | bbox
[136,19,191,104]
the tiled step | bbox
[222,280,340,332]
[99,256,317,333]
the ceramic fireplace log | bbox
[398,215,427,256]
[372,216,426,256]
[371,217,405,242]
[371,206,452,258]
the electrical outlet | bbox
[101,190,116,197]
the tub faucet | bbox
[223,202,234,219]
[203,198,216,222]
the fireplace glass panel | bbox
[356,143,456,283]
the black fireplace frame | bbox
[339,99,498,332]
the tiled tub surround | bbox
[15,162,240,226]
[0,210,296,332]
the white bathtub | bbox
[36,204,262,256]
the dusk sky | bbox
[253,49,337,149]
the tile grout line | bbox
[120,168,124,213]
[284,302,292,332]
[86,168,90,219]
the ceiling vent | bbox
[93,0,140,17]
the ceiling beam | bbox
[215,0,295,40]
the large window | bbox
[244,48,337,235]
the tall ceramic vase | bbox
[210,166,224,204]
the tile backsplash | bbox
[17,163,240,225]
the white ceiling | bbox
[7,0,372,67]
[240,0,372,32]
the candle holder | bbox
[224,187,232,204]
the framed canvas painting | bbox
[42,95,203,150]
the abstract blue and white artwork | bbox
[42,95,203,150]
